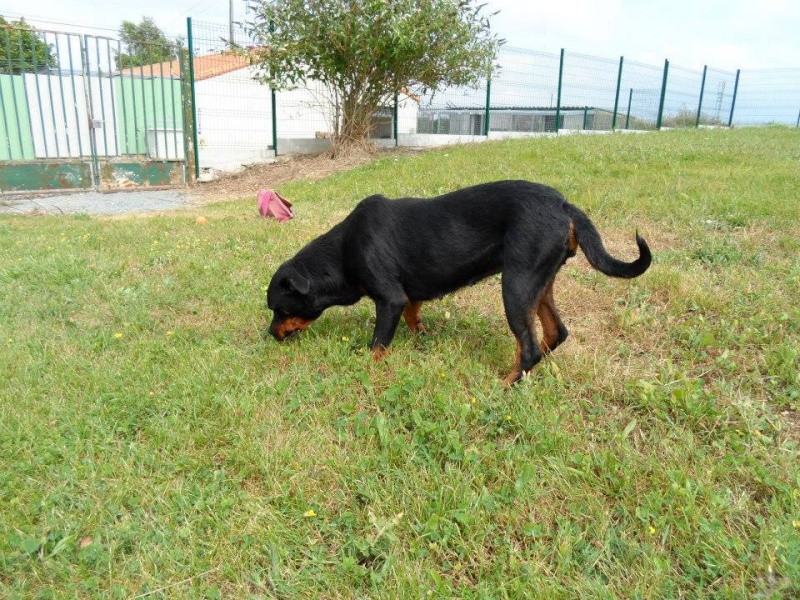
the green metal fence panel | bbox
[416,75,490,135]
[660,62,704,128]
[616,59,665,130]
[487,47,561,134]
[188,20,275,170]
[731,68,800,126]
[697,67,737,126]
[561,51,621,130]
[1,20,187,192]
[115,77,183,156]
[0,74,34,159]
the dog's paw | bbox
[371,346,389,361]
[503,369,532,386]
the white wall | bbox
[276,85,419,138]
[275,79,334,138]
[396,96,418,135]
[195,67,274,171]
[193,66,420,171]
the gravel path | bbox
[0,189,194,216]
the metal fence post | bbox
[2,28,26,158]
[612,56,623,130]
[186,18,200,180]
[696,65,707,128]
[0,30,14,158]
[81,35,100,187]
[728,69,741,127]
[796,109,800,128]
[393,92,399,146]
[625,88,633,129]
[484,74,491,135]
[268,19,278,157]
[555,48,564,132]
[656,59,669,129]
[179,48,197,183]
[270,87,278,156]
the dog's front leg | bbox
[370,300,405,360]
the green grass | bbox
[1,128,799,598]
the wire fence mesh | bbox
[187,19,275,171]
[3,15,799,180]
[735,68,800,125]
[699,68,737,126]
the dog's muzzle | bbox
[269,316,315,341]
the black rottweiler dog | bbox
[267,181,651,384]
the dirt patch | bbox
[780,408,800,442]
[189,147,416,204]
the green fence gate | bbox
[0,24,188,193]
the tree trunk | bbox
[330,88,379,157]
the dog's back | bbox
[342,181,570,300]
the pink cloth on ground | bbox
[258,189,294,222]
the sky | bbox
[0,0,798,72]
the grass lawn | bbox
[1,128,799,598]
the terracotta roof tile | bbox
[118,51,251,80]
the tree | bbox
[247,0,500,154]
[0,17,57,74]
[116,17,179,69]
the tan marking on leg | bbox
[537,283,560,354]
[504,339,522,386]
[403,301,427,334]
[371,346,388,361]
[504,296,544,385]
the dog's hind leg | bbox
[403,301,428,334]
[501,269,549,385]
[537,279,569,354]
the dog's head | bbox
[266,263,323,341]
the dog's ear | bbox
[281,273,310,295]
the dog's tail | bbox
[564,203,651,279]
